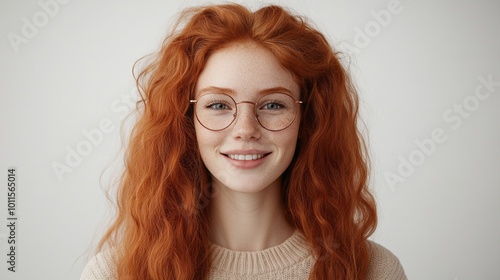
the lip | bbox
[221,149,271,169]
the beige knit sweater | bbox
[81,231,407,279]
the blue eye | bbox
[206,101,230,110]
[262,102,285,110]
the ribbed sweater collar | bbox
[210,230,312,274]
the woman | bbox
[82,3,406,279]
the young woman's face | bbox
[194,42,301,193]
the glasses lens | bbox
[195,93,236,130]
[256,93,298,131]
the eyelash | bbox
[260,101,286,110]
[206,100,231,110]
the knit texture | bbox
[80,231,407,279]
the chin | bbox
[226,184,270,194]
[213,174,282,194]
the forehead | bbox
[195,42,300,98]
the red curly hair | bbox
[98,3,377,279]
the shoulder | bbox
[366,240,407,280]
[80,249,117,280]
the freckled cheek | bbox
[273,129,299,157]
[286,120,301,144]
[195,127,225,154]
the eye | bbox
[206,101,231,110]
[261,101,285,110]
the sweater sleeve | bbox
[366,241,407,280]
[80,250,117,280]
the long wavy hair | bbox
[98,3,376,279]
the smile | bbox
[227,154,265,161]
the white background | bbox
[1,0,499,279]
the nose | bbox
[231,102,261,140]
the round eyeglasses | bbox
[190,93,303,131]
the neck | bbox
[208,179,295,251]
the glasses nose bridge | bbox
[234,100,257,117]
[235,100,257,107]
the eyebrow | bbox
[197,86,295,96]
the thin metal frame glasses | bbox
[190,93,303,131]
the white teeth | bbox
[228,154,264,161]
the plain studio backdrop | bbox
[1,0,499,279]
